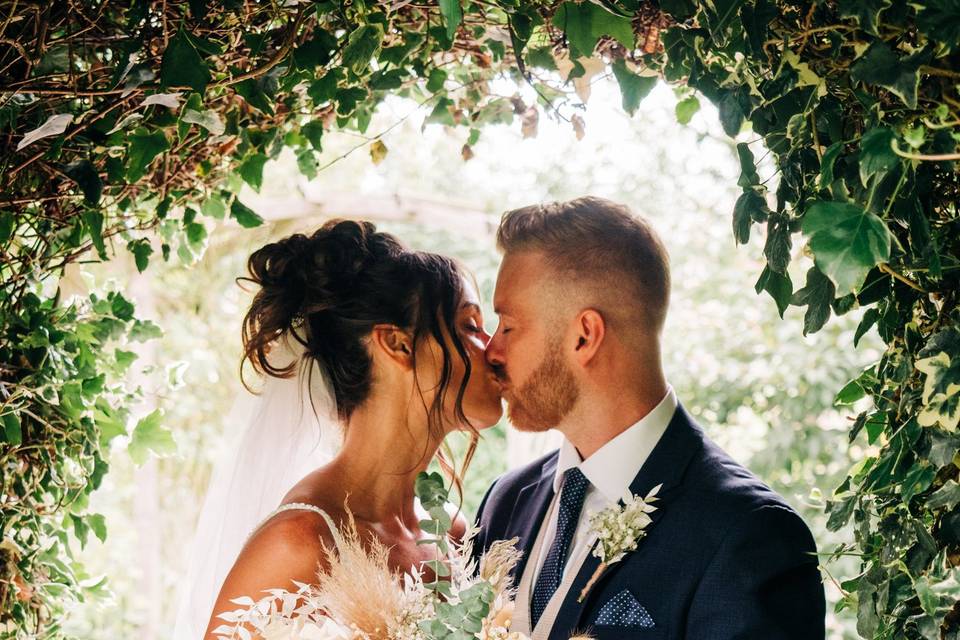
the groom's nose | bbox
[485,331,505,369]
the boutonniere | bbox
[577,483,662,603]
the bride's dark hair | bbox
[239,219,477,485]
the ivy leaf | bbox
[859,127,899,186]
[2,413,22,446]
[718,93,745,137]
[553,2,634,56]
[439,0,462,40]
[301,121,324,151]
[127,239,153,273]
[308,70,342,104]
[916,0,960,52]
[754,265,792,318]
[818,141,844,189]
[916,352,960,431]
[128,410,176,465]
[369,139,388,165]
[89,513,108,543]
[611,60,656,116]
[342,24,384,75]
[675,95,700,124]
[850,41,926,109]
[82,211,107,260]
[736,143,759,187]
[901,464,936,503]
[732,189,768,244]
[160,29,210,92]
[17,113,72,151]
[927,480,960,510]
[126,130,170,183]
[64,159,102,206]
[230,199,264,228]
[763,214,792,273]
[181,108,224,135]
[802,201,892,294]
[791,266,835,335]
[238,153,268,192]
[838,0,892,36]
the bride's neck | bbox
[327,398,440,526]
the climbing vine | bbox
[1,1,958,637]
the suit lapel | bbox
[505,452,558,587]
[547,405,704,639]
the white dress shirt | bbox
[514,385,678,636]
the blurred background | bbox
[61,76,879,639]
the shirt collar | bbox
[554,385,678,503]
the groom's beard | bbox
[505,341,578,432]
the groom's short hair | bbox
[497,196,670,335]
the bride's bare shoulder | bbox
[203,507,336,639]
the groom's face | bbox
[486,251,579,432]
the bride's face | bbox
[415,280,503,433]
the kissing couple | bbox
[185,197,826,639]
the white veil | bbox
[172,332,341,639]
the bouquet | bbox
[212,473,592,640]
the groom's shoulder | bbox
[482,450,557,505]
[685,423,802,524]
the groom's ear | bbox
[572,309,605,366]
[370,324,414,369]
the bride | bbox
[182,219,503,639]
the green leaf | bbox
[718,92,744,137]
[89,513,108,543]
[126,130,170,182]
[675,95,700,125]
[850,41,926,109]
[927,480,960,510]
[2,413,22,446]
[82,211,107,260]
[301,121,324,151]
[901,464,936,503]
[754,266,792,318]
[439,0,462,40]
[200,194,226,220]
[802,201,892,294]
[64,159,103,206]
[126,239,152,273]
[111,293,135,321]
[736,143,759,187]
[917,0,960,51]
[763,214,792,273]
[732,190,768,244]
[916,351,960,431]
[128,410,176,465]
[342,24,384,75]
[818,141,844,189]
[611,60,656,116]
[835,379,867,406]
[859,127,899,186]
[426,68,448,93]
[308,70,342,104]
[0,212,14,245]
[838,0,891,36]
[238,153,268,192]
[791,266,835,335]
[180,108,224,135]
[552,2,634,56]
[160,29,210,92]
[230,199,264,228]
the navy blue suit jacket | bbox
[472,404,826,639]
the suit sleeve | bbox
[686,504,826,639]
[470,477,499,565]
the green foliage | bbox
[2,0,959,637]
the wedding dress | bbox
[172,335,340,639]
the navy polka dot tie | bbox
[531,467,590,628]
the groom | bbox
[473,197,825,639]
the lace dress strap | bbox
[247,502,346,551]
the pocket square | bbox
[594,589,655,628]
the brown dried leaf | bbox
[521,106,539,139]
[369,139,388,165]
[572,114,585,140]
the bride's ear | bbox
[370,324,414,370]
